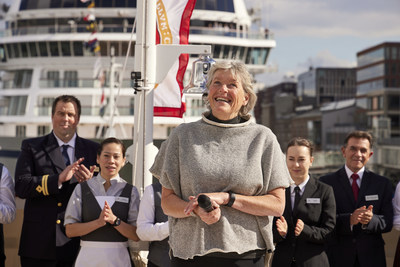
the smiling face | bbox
[207,69,249,120]
[97,142,126,180]
[286,145,314,185]
[51,101,79,143]
[342,137,373,173]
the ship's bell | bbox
[183,55,215,94]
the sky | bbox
[246,0,400,87]
[1,0,399,88]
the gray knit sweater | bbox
[150,112,291,259]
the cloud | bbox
[255,50,356,87]
[301,50,356,69]
[246,0,400,38]
[246,0,399,87]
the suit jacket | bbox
[15,132,99,262]
[319,167,393,267]
[272,176,336,267]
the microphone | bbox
[197,194,214,212]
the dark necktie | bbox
[351,173,359,201]
[62,145,71,166]
[293,186,301,215]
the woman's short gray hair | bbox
[205,60,257,118]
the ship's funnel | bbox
[183,54,215,94]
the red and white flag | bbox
[153,0,196,117]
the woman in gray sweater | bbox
[150,60,291,267]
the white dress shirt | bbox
[344,165,364,188]
[393,183,400,231]
[136,184,169,241]
[290,176,310,210]
[54,132,77,164]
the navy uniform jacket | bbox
[272,177,336,267]
[319,167,393,267]
[15,132,99,261]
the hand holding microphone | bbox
[197,194,214,212]
[184,193,221,225]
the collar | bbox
[208,112,242,124]
[290,175,310,194]
[95,173,122,185]
[201,111,251,128]
[53,131,77,148]
[344,165,365,180]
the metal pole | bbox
[133,0,156,195]
[107,46,116,137]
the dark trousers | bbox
[148,261,161,267]
[171,255,265,267]
[394,236,400,267]
[0,225,4,267]
[20,257,74,267]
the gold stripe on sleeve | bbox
[42,175,49,196]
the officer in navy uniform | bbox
[15,95,99,267]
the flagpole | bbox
[133,0,157,195]
[132,0,212,195]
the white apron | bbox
[74,240,131,267]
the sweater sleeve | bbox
[149,132,180,195]
[262,131,292,193]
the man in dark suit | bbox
[15,95,100,267]
[319,130,393,267]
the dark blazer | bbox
[15,132,99,262]
[319,167,393,267]
[272,176,336,267]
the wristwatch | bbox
[112,217,121,227]
[225,191,236,207]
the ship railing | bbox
[38,79,132,89]
[36,106,134,117]
[7,25,133,36]
[189,26,273,40]
[4,24,272,40]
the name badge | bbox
[306,198,320,204]
[116,197,129,203]
[365,195,379,201]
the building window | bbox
[73,41,83,56]
[16,125,26,137]
[47,71,60,87]
[388,95,400,111]
[95,126,108,138]
[7,96,28,115]
[21,43,29,57]
[0,44,5,62]
[29,42,38,57]
[13,43,21,58]
[49,41,59,56]
[13,70,33,88]
[39,97,55,116]
[37,125,50,136]
[38,42,49,57]
[61,41,71,56]
[64,70,78,87]
[6,43,14,59]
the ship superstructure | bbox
[0,0,275,139]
